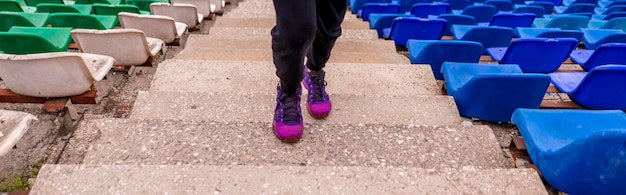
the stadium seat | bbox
[358,3,400,21]
[511,108,626,194]
[407,40,483,79]
[512,5,545,18]
[118,12,187,44]
[595,5,626,15]
[49,12,117,30]
[36,3,93,14]
[549,65,626,109]
[0,52,113,98]
[451,24,515,53]
[24,0,62,6]
[570,43,626,70]
[437,14,476,36]
[442,0,470,10]
[526,1,555,14]
[586,17,626,31]
[581,28,626,49]
[408,3,449,17]
[74,0,121,4]
[172,0,215,19]
[478,13,535,28]
[349,0,385,14]
[0,26,72,54]
[483,0,513,12]
[0,0,36,13]
[126,0,162,11]
[515,27,584,41]
[487,38,578,73]
[532,14,589,30]
[453,4,496,23]
[598,0,626,8]
[71,28,164,66]
[561,0,597,6]
[150,3,203,29]
[591,11,626,20]
[369,13,406,37]
[442,63,550,122]
[396,0,433,12]
[0,12,49,31]
[382,17,447,47]
[553,3,595,15]
[92,3,150,15]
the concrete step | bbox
[213,17,371,30]
[131,91,460,126]
[149,60,438,96]
[31,165,547,194]
[184,35,396,53]
[175,48,409,64]
[208,27,377,40]
[76,118,504,168]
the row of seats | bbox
[348,1,626,194]
[0,0,222,14]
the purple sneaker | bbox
[302,69,331,119]
[272,85,303,143]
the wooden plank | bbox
[0,89,48,103]
[480,55,493,61]
[42,98,69,113]
[540,100,585,109]
[441,36,454,40]
[69,87,98,104]
[546,85,560,93]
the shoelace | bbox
[279,93,301,123]
[309,71,327,102]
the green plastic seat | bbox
[0,0,37,13]
[0,28,71,54]
[92,3,149,15]
[25,0,62,6]
[49,12,117,30]
[73,0,121,4]
[0,12,49,31]
[36,3,93,14]
[125,0,162,11]
[9,26,72,51]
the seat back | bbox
[587,33,626,50]
[0,52,113,97]
[0,32,60,54]
[398,0,432,12]
[483,0,513,11]
[511,109,626,194]
[126,0,160,11]
[458,26,515,52]
[389,17,447,47]
[512,5,545,18]
[349,0,385,14]
[172,0,210,17]
[74,0,112,4]
[36,3,82,13]
[92,4,142,15]
[118,12,178,43]
[0,12,37,31]
[536,0,560,6]
[409,3,450,18]
[489,13,535,28]
[544,15,589,30]
[49,13,108,30]
[602,11,626,20]
[455,72,550,122]
[438,14,476,36]
[25,0,62,6]
[561,3,595,14]
[150,3,199,27]
[361,3,400,21]
[583,43,626,70]
[530,1,555,14]
[568,0,598,5]
[71,28,152,66]
[460,5,497,23]
[501,38,578,73]
[407,40,483,79]
[442,0,470,10]
[535,30,584,41]
[601,5,626,15]
[573,65,626,109]
[599,17,626,31]
[0,0,25,12]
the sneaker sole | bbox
[272,123,301,143]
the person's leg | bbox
[271,0,317,143]
[302,0,347,119]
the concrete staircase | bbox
[29,0,548,194]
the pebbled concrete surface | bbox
[150,60,439,95]
[31,165,547,195]
[81,119,508,169]
[208,27,378,40]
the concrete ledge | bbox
[81,118,503,168]
[150,60,438,95]
[31,165,547,195]
[131,91,461,126]
[175,48,409,64]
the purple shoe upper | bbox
[273,85,303,142]
[302,69,332,119]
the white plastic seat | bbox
[150,3,203,29]
[172,0,214,18]
[0,52,114,98]
[118,12,188,44]
[71,29,165,66]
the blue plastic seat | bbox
[478,13,536,28]
[512,5,545,18]
[443,0,471,10]
[581,28,626,49]
[591,11,626,20]
[548,65,626,109]
[511,108,626,194]
[487,38,579,73]
[0,12,49,31]
[350,0,386,14]
[515,27,584,41]
[570,43,626,70]
[532,14,589,30]
[527,1,555,14]
[451,24,515,53]
[369,13,407,37]
[407,40,483,79]
[409,3,450,17]
[598,0,626,8]
[442,63,550,122]
[587,17,626,31]
[359,3,401,21]
[455,4,497,23]
[382,17,447,47]
[396,0,434,13]
[554,3,595,14]
[483,0,513,11]
[595,5,626,15]
[437,14,476,36]
[536,0,561,6]
[561,0,597,6]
